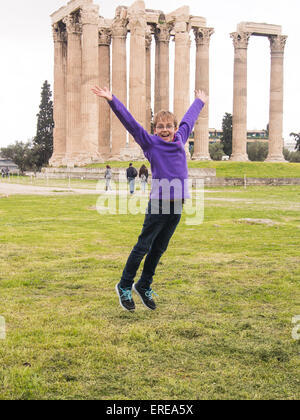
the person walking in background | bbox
[126,163,138,195]
[104,165,112,191]
[139,164,149,194]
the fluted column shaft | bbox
[174,24,191,157]
[174,31,190,122]
[230,32,250,161]
[81,5,100,160]
[98,29,111,158]
[145,28,152,133]
[111,15,128,158]
[266,35,287,162]
[193,27,214,160]
[64,14,82,162]
[154,22,170,113]
[128,5,146,152]
[51,23,67,165]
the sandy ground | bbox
[0,182,152,197]
[0,182,244,199]
[0,181,224,197]
[0,182,99,196]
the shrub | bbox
[247,141,268,161]
[283,148,291,161]
[209,142,224,161]
[289,151,300,163]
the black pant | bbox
[120,200,182,289]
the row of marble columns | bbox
[50,3,288,167]
[230,32,287,162]
[50,3,214,166]
[52,6,102,166]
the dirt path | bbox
[0,182,98,196]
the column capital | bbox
[154,23,171,43]
[269,34,288,53]
[230,32,251,49]
[98,28,112,46]
[194,27,214,46]
[154,13,171,43]
[173,30,190,46]
[127,1,146,36]
[63,14,82,35]
[173,19,188,34]
[127,15,146,36]
[81,5,99,26]
[111,8,128,38]
[52,23,67,43]
[145,26,152,49]
[111,22,128,38]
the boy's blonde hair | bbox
[153,111,178,129]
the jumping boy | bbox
[92,86,208,312]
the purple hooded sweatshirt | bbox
[108,95,205,200]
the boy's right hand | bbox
[91,86,113,101]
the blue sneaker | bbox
[115,283,135,312]
[133,284,157,311]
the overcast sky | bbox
[0,0,299,148]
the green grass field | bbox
[85,161,300,178]
[0,186,300,400]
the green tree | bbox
[220,113,232,156]
[33,80,54,168]
[264,123,269,138]
[0,141,36,174]
[290,132,300,152]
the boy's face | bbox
[154,118,177,142]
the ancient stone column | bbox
[145,27,152,133]
[63,13,82,166]
[154,16,170,114]
[173,15,191,157]
[266,35,288,162]
[80,4,101,163]
[174,22,190,122]
[98,28,111,159]
[230,32,251,161]
[111,7,128,160]
[127,1,146,158]
[193,27,214,161]
[50,22,67,166]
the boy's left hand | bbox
[195,89,209,104]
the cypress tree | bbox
[33,80,54,168]
[220,113,233,157]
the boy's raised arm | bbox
[91,86,152,151]
[177,89,208,144]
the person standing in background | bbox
[126,163,138,195]
[104,165,112,191]
[139,164,149,194]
